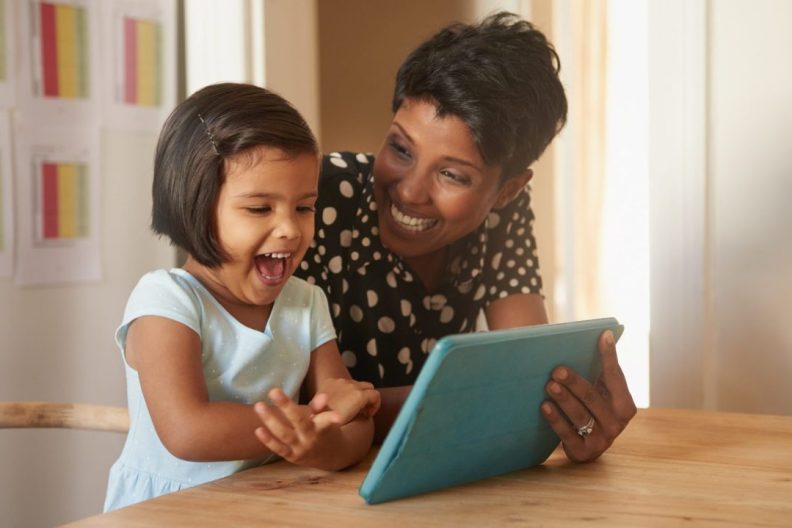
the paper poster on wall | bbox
[0,0,17,107]
[0,110,12,276]
[100,0,176,131]
[15,0,101,123]
[14,123,101,285]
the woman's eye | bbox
[440,170,471,186]
[389,140,411,160]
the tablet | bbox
[359,317,624,504]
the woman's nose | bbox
[396,168,430,204]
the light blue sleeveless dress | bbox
[104,269,336,511]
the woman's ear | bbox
[493,169,533,209]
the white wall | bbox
[708,0,792,414]
[0,130,174,526]
[649,0,792,414]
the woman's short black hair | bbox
[151,82,318,267]
[393,12,567,182]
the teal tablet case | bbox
[359,318,624,504]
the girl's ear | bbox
[493,169,533,210]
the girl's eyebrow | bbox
[234,191,318,200]
[391,122,484,174]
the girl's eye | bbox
[246,206,271,214]
[440,169,472,186]
[297,205,316,214]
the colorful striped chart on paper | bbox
[39,161,89,240]
[123,16,162,106]
[36,1,90,99]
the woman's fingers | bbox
[597,331,637,421]
[541,330,637,462]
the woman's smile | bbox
[388,201,438,233]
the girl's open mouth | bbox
[254,252,292,284]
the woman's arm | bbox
[127,315,277,462]
[484,292,636,462]
[372,386,412,444]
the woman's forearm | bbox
[373,385,412,444]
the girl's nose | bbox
[274,212,301,239]
[396,168,430,205]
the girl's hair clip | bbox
[197,113,220,156]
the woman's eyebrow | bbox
[391,122,414,144]
[392,121,484,173]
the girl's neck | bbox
[182,258,272,331]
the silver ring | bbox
[576,417,595,437]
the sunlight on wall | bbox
[601,0,650,407]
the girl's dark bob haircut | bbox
[151,82,318,267]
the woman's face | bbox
[373,98,511,261]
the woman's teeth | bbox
[390,203,436,232]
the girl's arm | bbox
[127,315,279,462]
[255,340,376,471]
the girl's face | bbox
[373,98,519,262]
[189,147,318,313]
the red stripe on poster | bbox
[43,163,59,238]
[40,2,59,97]
[124,17,137,104]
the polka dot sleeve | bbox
[298,151,370,292]
[480,188,543,305]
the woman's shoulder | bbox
[320,152,374,192]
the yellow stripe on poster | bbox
[57,164,77,238]
[136,20,156,106]
[55,4,77,98]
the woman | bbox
[296,12,635,462]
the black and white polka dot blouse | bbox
[295,152,543,388]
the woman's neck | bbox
[404,247,449,292]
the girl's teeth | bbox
[264,252,291,259]
[390,203,436,232]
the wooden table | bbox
[66,408,792,527]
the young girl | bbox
[104,83,379,512]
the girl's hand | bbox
[541,330,637,462]
[253,388,342,467]
[308,378,381,424]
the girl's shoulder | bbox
[126,269,205,316]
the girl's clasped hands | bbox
[254,380,380,467]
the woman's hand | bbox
[253,388,342,467]
[541,330,637,462]
[308,378,381,424]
